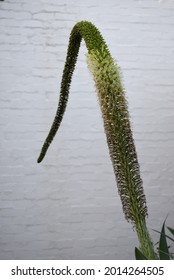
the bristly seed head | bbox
[37,21,148,225]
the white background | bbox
[0,0,174,259]
[0,260,173,279]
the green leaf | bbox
[159,221,170,260]
[153,229,174,243]
[167,227,174,236]
[135,247,148,260]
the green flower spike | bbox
[38,21,156,259]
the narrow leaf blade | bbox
[167,227,174,236]
[135,247,148,260]
[153,229,174,242]
[159,222,170,260]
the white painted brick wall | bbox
[0,0,174,260]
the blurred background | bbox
[0,0,174,259]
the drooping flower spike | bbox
[38,21,156,259]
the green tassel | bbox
[37,21,156,259]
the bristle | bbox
[37,21,156,259]
[87,48,147,223]
[38,20,147,224]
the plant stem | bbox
[135,219,157,259]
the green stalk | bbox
[37,21,156,259]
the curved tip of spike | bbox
[37,142,49,163]
[37,153,44,163]
[37,157,42,164]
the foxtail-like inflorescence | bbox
[37,21,156,259]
